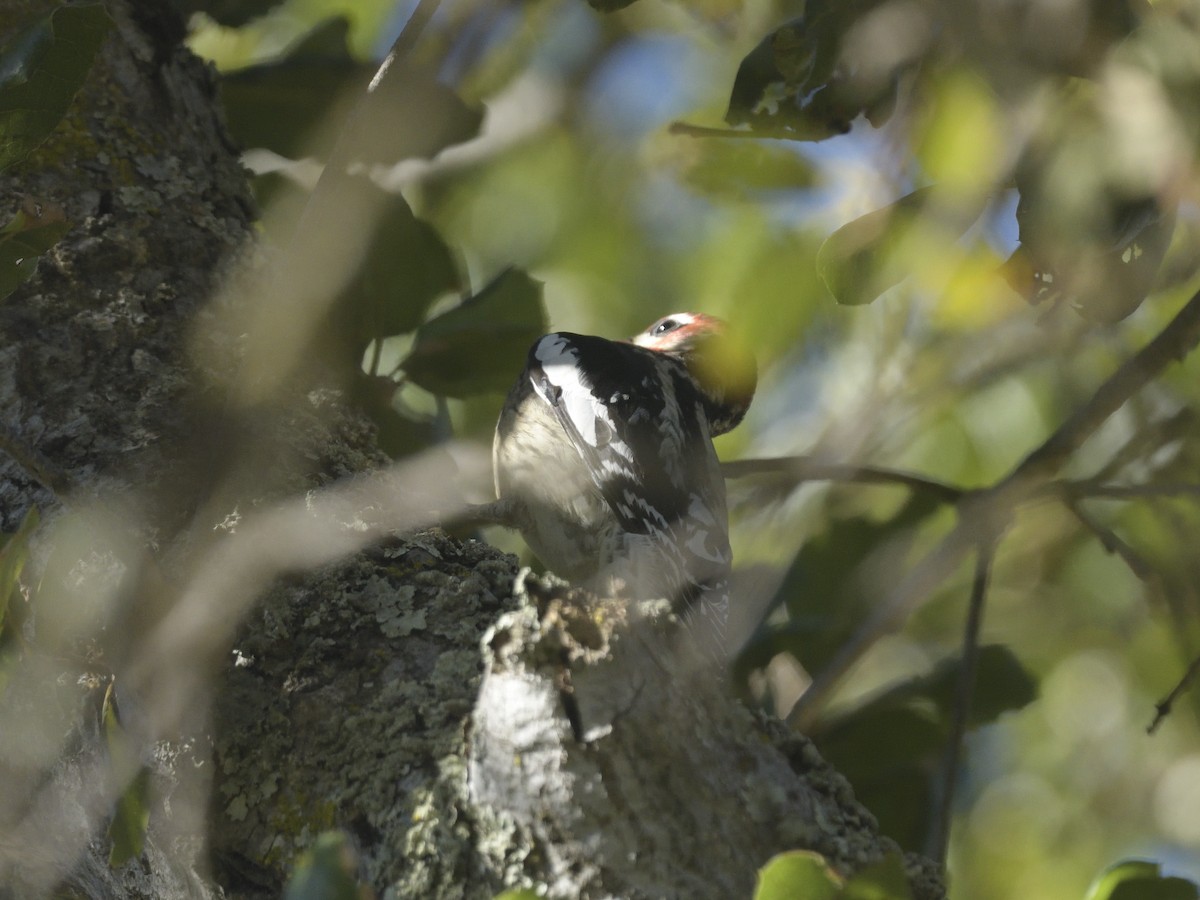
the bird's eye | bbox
[653,318,680,336]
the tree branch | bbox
[787,287,1200,729]
[928,541,993,865]
[721,456,964,503]
[1149,652,1200,734]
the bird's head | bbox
[632,312,757,436]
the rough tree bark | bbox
[0,3,946,899]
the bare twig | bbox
[1064,500,1158,581]
[721,456,964,503]
[928,541,993,866]
[1149,653,1200,734]
[787,287,1200,729]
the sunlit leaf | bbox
[0,2,112,172]
[221,17,482,164]
[493,891,542,900]
[754,850,843,900]
[1085,860,1200,900]
[399,268,545,398]
[843,854,915,900]
[284,831,366,900]
[0,205,70,301]
[679,139,816,198]
[176,0,286,27]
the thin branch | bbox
[787,286,1200,730]
[377,0,443,79]
[721,456,964,503]
[928,540,994,866]
[1149,653,1200,734]
[1064,500,1158,581]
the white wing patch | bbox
[532,335,633,463]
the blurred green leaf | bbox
[221,17,482,164]
[813,645,1036,849]
[0,2,112,172]
[0,207,71,301]
[399,268,546,398]
[816,188,933,306]
[342,191,462,360]
[493,891,542,900]
[1002,78,1178,323]
[284,831,366,900]
[174,0,285,27]
[726,1,901,140]
[843,855,914,900]
[1086,860,1200,900]
[680,139,816,198]
[745,493,943,675]
[754,850,843,900]
[103,684,151,868]
[0,506,38,645]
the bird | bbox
[490,312,756,654]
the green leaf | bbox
[103,683,152,868]
[680,139,816,198]
[745,492,943,675]
[816,188,936,306]
[812,645,1037,849]
[399,268,546,398]
[754,850,843,900]
[107,767,152,867]
[0,2,112,172]
[725,2,901,140]
[493,891,542,900]
[284,831,365,900]
[1086,860,1200,900]
[343,192,462,354]
[175,0,286,27]
[0,506,38,644]
[221,18,482,164]
[0,207,71,301]
[842,854,915,900]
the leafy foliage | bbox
[813,645,1037,850]
[397,268,545,398]
[1085,860,1200,900]
[754,851,913,900]
[726,2,903,140]
[0,2,112,172]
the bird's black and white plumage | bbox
[493,314,755,652]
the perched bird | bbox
[491,312,756,652]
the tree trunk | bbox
[0,3,946,898]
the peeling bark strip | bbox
[0,2,947,899]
